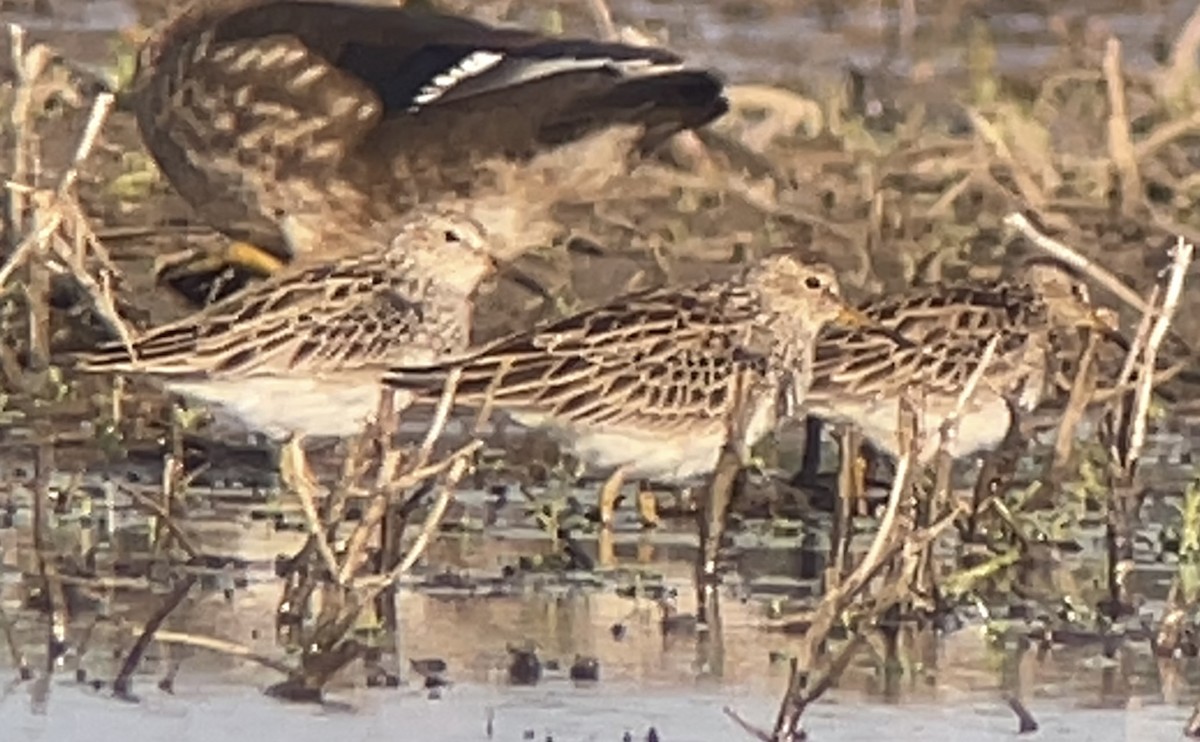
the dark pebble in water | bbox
[365,670,401,688]
[647,727,660,742]
[75,668,87,683]
[89,679,104,692]
[523,730,535,740]
[158,677,175,694]
[424,674,449,689]
[624,733,633,742]
[410,658,447,676]
[543,659,560,672]
[19,666,32,681]
[568,656,599,682]
[508,647,542,685]
[610,623,627,640]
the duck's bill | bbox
[834,305,877,327]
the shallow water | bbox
[0,679,1189,742]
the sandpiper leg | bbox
[598,465,629,527]
[635,483,660,529]
[279,434,321,496]
[836,425,866,514]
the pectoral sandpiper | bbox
[73,207,499,492]
[383,251,868,526]
[127,0,728,297]
[803,259,1111,465]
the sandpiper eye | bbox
[804,276,822,290]
[444,230,461,243]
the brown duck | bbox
[127,0,728,295]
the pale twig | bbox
[146,629,293,676]
[1003,212,1151,314]
[1126,237,1194,471]
[353,453,472,593]
[292,473,343,586]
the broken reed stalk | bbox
[337,371,463,585]
[1102,36,1143,216]
[352,453,473,597]
[767,332,1001,739]
[1,73,134,355]
[7,23,47,368]
[769,394,921,740]
[288,445,343,585]
[1100,237,1193,620]
[113,574,197,699]
[1049,328,1101,473]
[1122,237,1193,475]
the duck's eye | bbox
[804,276,822,290]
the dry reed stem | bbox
[966,109,1045,208]
[1,86,135,353]
[769,329,1004,737]
[113,575,197,698]
[1102,37,1143,215]
[337,372,467,585]
[1003,212,1151,314]
[770,394,920,739]
[353,453,472,594]
[1125,237,1194,471]
[1160,0,1200,103]
[120,485,201,558]
[147,629,294,676]
[290,462,343,586]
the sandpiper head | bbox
[391,208,498,293]
[747,253,870,334]
[1021,258,1113,332]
